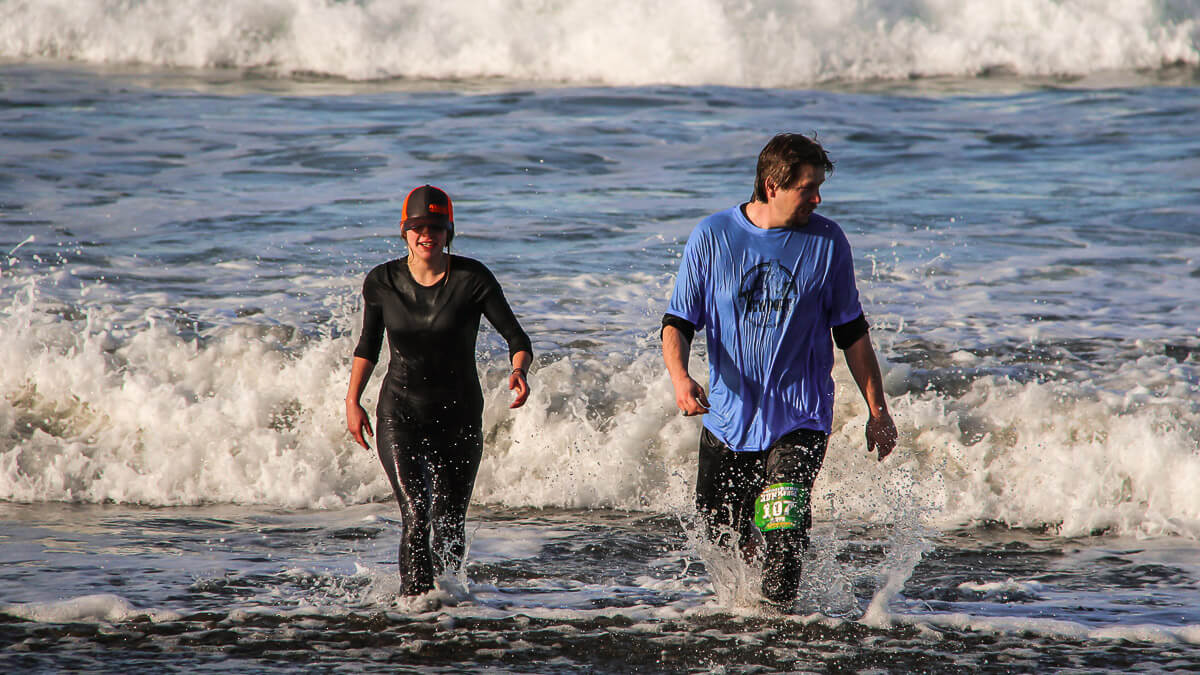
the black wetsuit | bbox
[354,255,531,595]
[695,427,828,605]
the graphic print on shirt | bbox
[736,261,795,328]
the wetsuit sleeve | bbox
[661,313,696,343]
[832,313,869,349]
[352,276,384,363]
[478,270,533,361]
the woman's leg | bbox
[376,416,437,596]
[426,424,484,577]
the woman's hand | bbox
[345,357,376,450]
[509,369,530,409]
[346,400,374,449]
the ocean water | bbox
[2,0,1200,672]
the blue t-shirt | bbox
[667,205,863,451]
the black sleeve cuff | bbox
[661,313,696,343]
[832,313,869,350]
[352,346,379,363]
[508,337,533,362]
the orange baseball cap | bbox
[401,185,454,243]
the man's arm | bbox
[842,334,897,461]
[662,322,709,416]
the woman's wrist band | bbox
[512,368,526,376]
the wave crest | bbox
[2,0,1197,85]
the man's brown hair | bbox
[752,133,834,202]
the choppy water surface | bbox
[2,6,1200,670]
[6,504,1200,673]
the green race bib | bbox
[754,483,806,532]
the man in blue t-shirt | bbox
[661,133,897,608]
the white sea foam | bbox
[2,274,1199,538]
[0,278,385,508]
[1,593,180,623]
[1,0,1196,86]
[894,611,1200,646]
[958,578,1045,597]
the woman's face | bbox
[404,223,449,261]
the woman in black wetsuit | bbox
[345,185,533,596]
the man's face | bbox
[769,164,825,227]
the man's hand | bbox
[672,375,710,416]
[866,410,897,461]
[662,323,708,416]
[842,334,896,462]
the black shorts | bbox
[694,426,828,551]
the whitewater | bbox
[2,0,1198,86]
